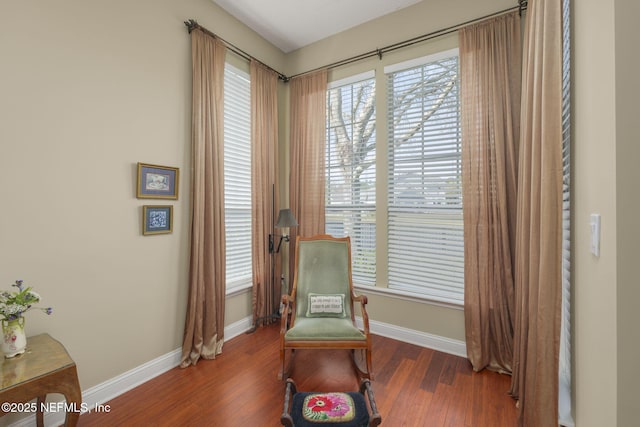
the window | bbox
[326,73,376,285]
[224,63,252,292]
[559,0,573,423]
[385,49,464,304]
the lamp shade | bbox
[275,208,298,228]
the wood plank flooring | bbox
[78,324,517,426]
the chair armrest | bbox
[352,294,368,305]
[281,294,292,308]
[352,294,371,335]
[280,294,293,335]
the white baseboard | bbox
[224,315,254,341]
[10,346,183,427]
[361,317,467,358]
[8,316,253,427]
[9,316,464,426]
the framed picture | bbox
[137,163,179,200]
[142,205,173,235]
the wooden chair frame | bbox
[279,234,373,381]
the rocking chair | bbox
[279,235,373,381]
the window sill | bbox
[226,282,252,298]
[226,282,463,310]
[353,284,463,310]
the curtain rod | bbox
[186,0,527,83]
[184,19,289,81]
[287,2,527,80]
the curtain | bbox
[460,11,521,374]
[509,0,564,425]
[288,70,328,282]
[250,60,280,326]
[180,29,226,368]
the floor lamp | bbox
[247,208,298,333]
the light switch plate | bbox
[590,214,600,257]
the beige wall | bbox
[574,0,619,425]
[284,0,516,76]
[2,0,635,425]
[574,0,640,425]
[0,0,284,395]
[614,1,640,425]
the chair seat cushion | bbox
[291,391,369,427]
[285,318,367,341]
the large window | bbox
[326,73,376,285]
[223,63,252,292]
[385,49,464,304]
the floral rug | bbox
[291,391,369,426]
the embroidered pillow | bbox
[306,293,346,318]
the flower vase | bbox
[2,317,27,358]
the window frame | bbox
[385,48,464,305]
[325,71,377,286]
[223,61,253,294]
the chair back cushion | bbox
[294,238,353,319]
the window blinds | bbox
[386,52,464,304]
[326,76,377,285]
[224,63,252,291]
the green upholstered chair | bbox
[279,235,373,381]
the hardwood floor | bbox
[78,324,517,426]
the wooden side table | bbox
[0,333,81,427]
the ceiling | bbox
[211,0,423,53]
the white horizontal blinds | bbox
[224,63,252,291]
[559,0,574,424]
[386,52,464,304]
[326,76,376,285]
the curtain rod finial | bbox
[518,0,528,16]
[184,19,198,33]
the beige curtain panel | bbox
[510,0,564,425]
[250,60,280,327]
[181,29,227,368]
[460,11,521,375]
[288,69,328,281]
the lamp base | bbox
[246,311,281,334]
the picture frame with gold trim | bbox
[142,205,173,235]
[136,163,179,200]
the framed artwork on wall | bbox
[136,163,179,200]
[142,205,173,235]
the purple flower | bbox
[1,280,53,321]
[326,394,351,417]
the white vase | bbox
[2,317,27,358]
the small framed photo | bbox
[143,205,173,235]
[137,163,179,200]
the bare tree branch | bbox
[392,75,456,147]
[327,65,457,208]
